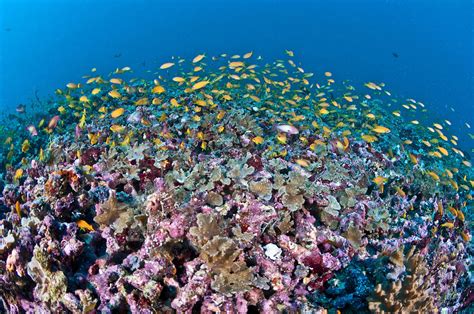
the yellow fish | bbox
[110,125,125,133]
[438,146,449,156]
[440,222,454,229]
[14,168,23,182]
[243,51,253,59]
[152,85,165,94]
[361,134,377,143]
[88,133,99,145]
[372,125,391,134]
[172,77,185,83]
[295,159,310,167]
[461,231,471,242]
[192,54,205,63]
[229,61,244,68]
[111,108,125,118]
[108,90,121,99]
[447,206,457,217]
[135,98,149,106]
[365,82,381,90]
[79,95,89,103]
[249,95,260,102]
[160,62,175,69]
[437,201,444,215]
[343,137,350,150]
[395,187,406,197]
[409,153,418,165]
[427,171,440,181]
[79,109,87,128]
[319,108,329,115]
[110,78,123,85]
[192,81,209,90]
[421,140,431,147]
[170,98,179,107]
[21,140,30,153]
[276,133,287,144]
[436,150,449,159]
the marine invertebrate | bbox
[368,246,436,313]
[94,190,133,233]
[249,178,273,201]
[27,245,68,307]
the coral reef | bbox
[0,52,472,312]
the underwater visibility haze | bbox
[0,0,473,313]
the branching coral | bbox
[368,246,436,313]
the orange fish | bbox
[15,201,21,217]
[77,220,94,232]
[409,153,418,165]
[48,115,60,129]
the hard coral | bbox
[368,246,436,313]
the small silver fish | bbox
[16,104,25,113]
[276,124,299,135]
[27,125,38,136]
[127,110,143,124]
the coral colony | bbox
[0,52,473,313]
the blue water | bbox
[1,0,473,149]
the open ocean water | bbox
[1,0,472,151]
[0,0,473,313]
